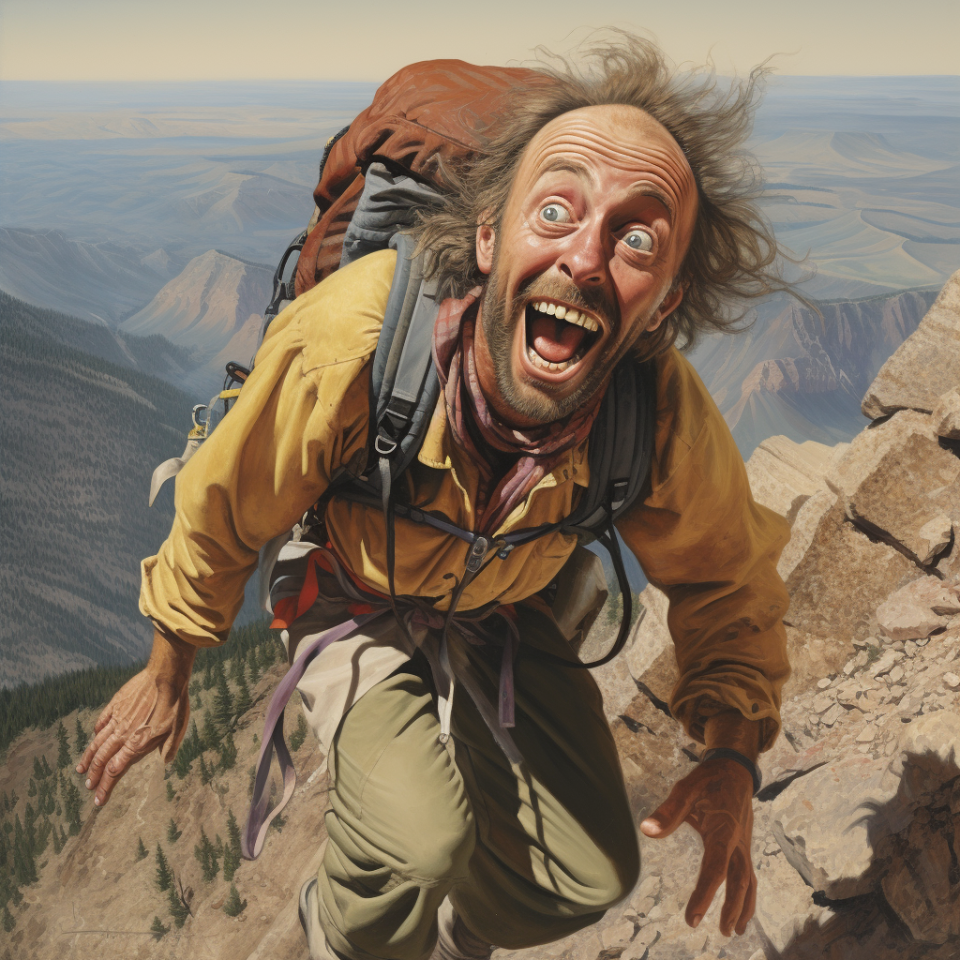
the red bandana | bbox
[432,288,602,535]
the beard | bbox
[479,253,645,425]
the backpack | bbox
[151,59,658,666]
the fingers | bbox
[95,741,142,806]
[640,778,698,839]
[81,724,125,796]
[735,858,758,936]
[719,845,754,937]
[685,835,732,929]
[77,714,115,775]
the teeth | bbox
[527,346,572,372]
[531,301,599,333]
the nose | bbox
[557,216,608,287]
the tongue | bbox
[530,315,587,364]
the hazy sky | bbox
[1,0,958,81]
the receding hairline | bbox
[511,103,699,245]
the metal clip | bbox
[374,434,398,456]
[465,537,490,573]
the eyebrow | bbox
[535,157,677,221]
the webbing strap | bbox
[241,608,389,861]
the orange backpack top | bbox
[293,59,540,298]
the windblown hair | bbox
[413,32,801,358]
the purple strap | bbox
[241,609,389,861]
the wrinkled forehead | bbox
[512,104,698,232]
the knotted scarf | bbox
[433,287,602,534]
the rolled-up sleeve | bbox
[139,251,393,646]
[616,348,791,751]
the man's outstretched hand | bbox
[77,627,196,807]
[640,710,761,937]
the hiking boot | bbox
[298,876,351,960]
[432,897,495,960]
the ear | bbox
[645,281,684,333]
[476,220,495,276]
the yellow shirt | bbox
[140,249,791,749]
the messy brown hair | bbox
[413,31,800,358]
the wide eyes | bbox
[623,229,654,253]
[539,203,571,224]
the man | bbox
[78,35,791,960]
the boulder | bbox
[862,270,960,420]
[880,810,960,945]
[752,849,830,956]
[844,432,960,565]
[770,712,960,903]
[877,577,960,641]
[784,499,919,642]
[777,488,836,582]
[931,386,960,440]
[745,435,848,523]
[770,753,906,899]
[825,409,960,566]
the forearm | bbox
[704,711,763,764]
[146,624,197,689]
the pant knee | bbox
[401,810,475,884]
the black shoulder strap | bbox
[561,356,658,540]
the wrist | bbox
[147,625,197,686]
[701,748,762,796]
[703,711,762,763]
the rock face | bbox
[861,269,960,418]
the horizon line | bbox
[1,73,959,84]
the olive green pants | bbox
[316,604,640,960]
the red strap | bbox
[269,547,384,630]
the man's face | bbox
[474,104,698,426]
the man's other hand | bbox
[77,627,196,807]
[639,756,756,937]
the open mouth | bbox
[523,300,602,376]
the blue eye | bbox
[540,203,570,224]
[623,229,653,252]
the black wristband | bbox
[700,747,762,796]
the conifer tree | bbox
[174,748,192,780]
[289,713,308,752]
[201,711,219,751]
[202,659,214,691]
[199,754,213,786]
[234,668,252,718]
[248,649,262,684]
[2,905,14,932]
[223,883,247,917]
[213,666,234,731]
[74,716,86,757]
[150,915,168,939]
[155,843,173,892]
[27,779,36,798]
[167,884,189,928]
[194,828,219,882]
[52,826,64,855]
[56,721,71,771]
[219,730,238,771]
[58,824,67,849]
[166,781,176,802]
[40,755,53,779]
[166,818,181,844]
[226,808,242,860]
[63,778,83,835]
[135,837,148,861]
